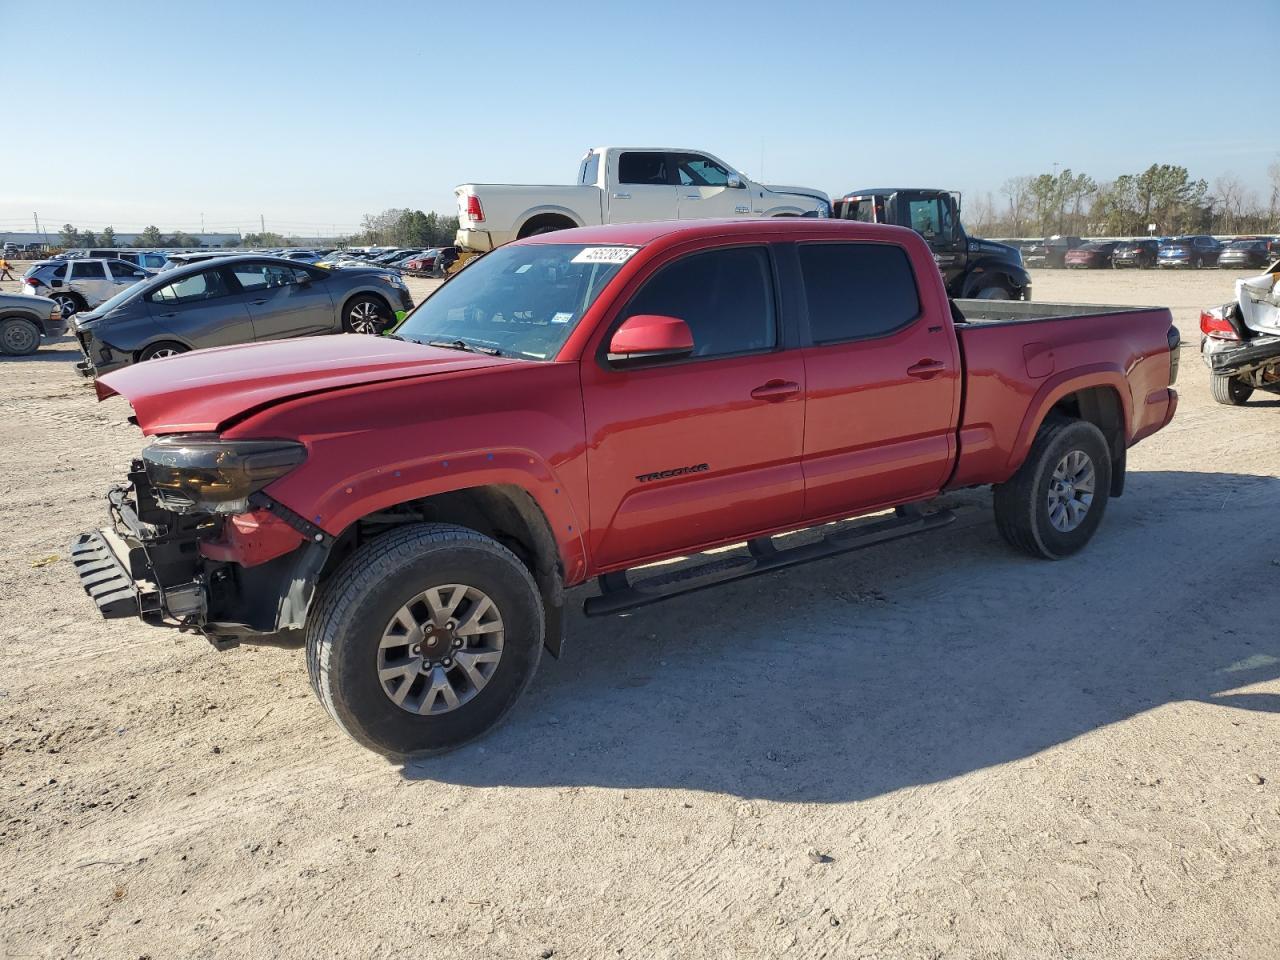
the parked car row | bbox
[1015,235,1278,269]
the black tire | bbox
[993,416,1112,560]
[138,340,188,362]
[342,295,390,335]
[0,317,41,356]
[975,283,1012,300]
[306,523,544,758]
[1210,374,1253,406]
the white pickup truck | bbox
[454,147,831,252]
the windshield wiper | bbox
[426,338,502,356]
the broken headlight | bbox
[141,434,306,515]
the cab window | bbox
[148,269,230,304]
[904,197,951,241]
[618,247,776,360]
[617,152,670,186]
[799,242,920,344]
[673,153,732,187]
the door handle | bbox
[611,192,631,199]
[251,298,268,305]
[750,379,800,401]
[157,312,178,319]
[906,359,946,379]
[684,194,700,199]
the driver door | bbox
[607,151,680,224]
[898,192,966,295]
[674,152,747,219]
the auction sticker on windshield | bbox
[571,247,638,265]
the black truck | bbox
[832,188,1031,301]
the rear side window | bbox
[108,260,140,278]
[618,152,669,186]
[230,262,301,291]
[620,247,776,359]
[73,261,106,279]
[799,243,920,344]
[149,269,230,304]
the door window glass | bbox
[108,260,140,278]
[73,261,106,279]
[619,247,775,359]
[149,269,230,304]
[230,262,300,291]
[673,153,732,187]
[618,152,670,186]
[905,198,945,240]
[799,243,920,343]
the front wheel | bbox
[1210,374,1253,406]
[306,523,544,758]
[993,417,1112,560]
[138,340,188,362]
[0,317,41,356]
[342,296,390,335]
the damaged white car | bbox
[1199,261,1280,405]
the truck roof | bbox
[518,218,920,248]
[838,188,952,198]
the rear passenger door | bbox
[793,241,960,519]
[607,151,680,224]
[581,244,806,569]
[227,261,335,339]
[67,261,114,306]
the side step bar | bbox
[582,506,955,617]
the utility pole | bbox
[260,214,265,236]
[200,212,205,235]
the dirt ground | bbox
[0,264,1277,959]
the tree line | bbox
[54,209,461,251]
[963,159,1280,238]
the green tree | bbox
[240,231,286,247]
[137,225,164,246]
[99,226,116,247]
[80,230,98,247]
[165,231,201,248]
[59,223,79,248]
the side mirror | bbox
[296,272,312,285]
[727,175,743,189]
[608,314,694,364]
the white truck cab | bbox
[455,147,830,252]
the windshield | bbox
[396,243,634,360]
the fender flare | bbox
[1006,366,1132,474]
[515,205,586,237]
[961,258,1032,297]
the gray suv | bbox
[72,254,414,376]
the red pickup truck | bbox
[72,219,1179,757]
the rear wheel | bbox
[306,523,544,758]
[138,340,188,362]
[975,283,1012,300]
[993,417,1112,560]
[0,317,41,356]
[342,295,390,335]
[51,293,83,317]
[1210,374,1253,406]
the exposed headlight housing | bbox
[379,274,407,288]
[142,435,306,515]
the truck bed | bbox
[947,299,1177,490]
[953,299,1159,325]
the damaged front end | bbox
[70,444,331,649]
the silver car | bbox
[71,254,415,376]
[22,258,150,317]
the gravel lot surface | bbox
[1,264,1277,959]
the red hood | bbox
[96,334,514,435]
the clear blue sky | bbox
[2,0,1275,237]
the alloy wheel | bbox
[376,584,505,715]
[347,301,383,334]
[1046,449,1095,533]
